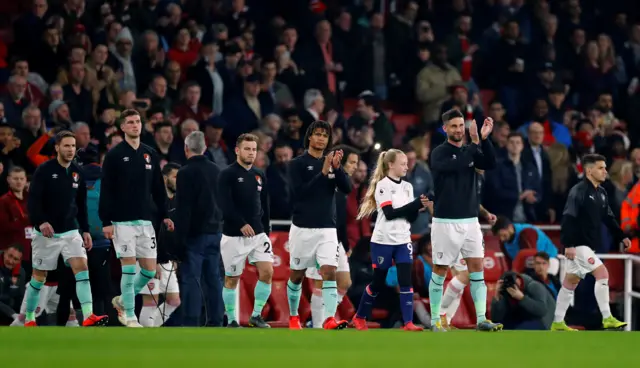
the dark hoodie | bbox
[77,146,110,249]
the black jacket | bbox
[175,155,222,243]
[218,162,270,237]
[561,179,625,249]
[99,141,167,226]
[28,159,89,234]
[156,196,179,264]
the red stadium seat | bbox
[545,230,563,252]
[238,279,254,326]
[446,281,476,329]
[483,250,508,282]
[485,281,499,320]
[266,280,311,327]
[336,295,356,321]
[451,303,476,329]
[269,232,290,281]
[604,258,625,292]
[391,114,418,135]
[343,98,358,113]
[478,89,495,113]
[371,308,389,320]
[483,234,502,252]
[512,249,538,274]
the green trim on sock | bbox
[287,280,302,317]
[322,280,338,318]
[252,281,272,317]
[133,268,157,296]
[222,287,237,322]
[75,271,93,317]
[429,273,446,325]
[469,271,487,324]
[121,265,136,319]
[25,278,45,321]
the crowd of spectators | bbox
[1,0,639,329]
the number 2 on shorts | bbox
[264,242,272,253]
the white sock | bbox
[445,293,463,324]
[414,301,431,327]
[19,293,27,314]
[440,277,466,321]
[338,291,346,305]
[154,303,179,327]
[594,279,612,319]
[554,287,574,322]
[310,292,324,328]
[140,306,156,327]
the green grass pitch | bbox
[2,328,638,367]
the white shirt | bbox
[372,177,414,245]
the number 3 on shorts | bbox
[264,242,272,254]
[151,237,157,249]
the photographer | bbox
[490,271,555,330]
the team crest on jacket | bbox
[255,175,262,185]
[72,172,79,182]
[144,153,151,163]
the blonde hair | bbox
[609,160,632,185]
[547,143,570,193]
[357,149,404,219]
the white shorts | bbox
[565,246,603,279]
[431,219,484,267]
[112,223,157,259]
[31,231,86,271]
[221,233,273,277]
[306,243,350,280]
[452,253,468,272]
[288,225,339,270]
[138,262,180,295]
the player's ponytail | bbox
[357,149,402,219]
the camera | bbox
[500,271,518,295]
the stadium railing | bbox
[269,221,640,331]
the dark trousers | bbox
[180,233,223,326]
[56,257,80,326]
[87,247,113,316]
[0,301,17,325]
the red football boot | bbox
[403,322,424,331]
[352,316,368,331]
[323,317,348,330]
[82,314,109,327]
[289,316,302,330]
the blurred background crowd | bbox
[1,0,640,329]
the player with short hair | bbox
[100,109,174,327]
[552,153,629,331]
[25,130,108,327]
[352,149,429,331]
[139,162,181,327]
[429,109,502,332]
[437,168,495,330]
[286,120,351,330]
[306,144,358,328]
[219,133,273,328]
